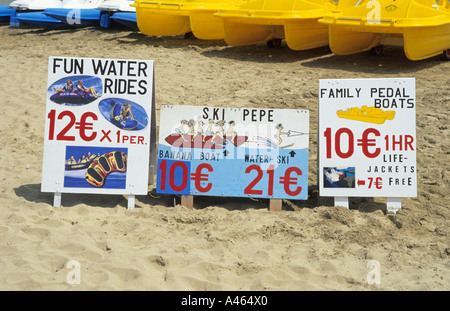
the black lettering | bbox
[268,110,273,122]
[74,59,83,75]
[320,88,326,98]
[371,88,377,97]
[243,109,249,121]
[107,61,117,75]
[212,108,219,120]
[117,60,126,75]
[118,79,127,93]
[390,98,398,108]
[259,110,266,121]
[138,62,148,77]
[104,78,113,94]
[127,61,137,76]
[138,80,147,95]
[53,58,84,74]
[128,79,136,95]
[92,59,108,75]
[202,107,209,119]
[53,58,62,74]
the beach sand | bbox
[0,25,448,291]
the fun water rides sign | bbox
[156,105,310,200]
[318,78,417,212]
[41,56,155,207]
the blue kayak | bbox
[44,8,101,27]
[0,5,14,24]
[111,11,137,30]
[14,11,64,27]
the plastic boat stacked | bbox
[4,0,449,61]
[132,0,249,39]
[214,0,339,50]
[319,0,450,60]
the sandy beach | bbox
[0,23,448,291]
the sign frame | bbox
[41,56,156,209]
[156,104,310,208]
[318,78,417,213]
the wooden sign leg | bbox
[334,197,349,209]
[127,195,135,210]
[181,195,194,210]
[53,192,61,207]
[269,199,282,211]
[386,197,401,214]
[148,164,155,186]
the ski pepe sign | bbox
[318,78,417,198]
[41,57,154,201]
[156,105,310,200]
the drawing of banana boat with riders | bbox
[164,117,307,150]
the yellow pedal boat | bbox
[319,0,450,60]
[214,0,339,50]
[132,0,247,39]
[336,105,396,124]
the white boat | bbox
[9,0,64,11]
[97,0,137,29]
[97,0,135,12]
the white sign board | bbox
[156,105,310,200]
[318,78,417,199]
[41,57,155,199]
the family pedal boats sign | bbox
[156,105,310,200]
[41,56,156,208]
[318,78,417,212]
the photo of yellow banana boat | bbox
[319,0,450,60]
[214,0,338,49]
[132,0,247,39]
[336,105,395,124]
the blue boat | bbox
[8,0,63,27]
[15,11,64,27]
[97,0,136,29]
[111,11,137,30]
[8,0,104,27]
[43,7,101,27]
[0,5,14,24]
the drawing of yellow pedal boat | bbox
[319,0,450,60]
[336,105,396,124]
[214,0,339,50]
[132,0,246,39]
